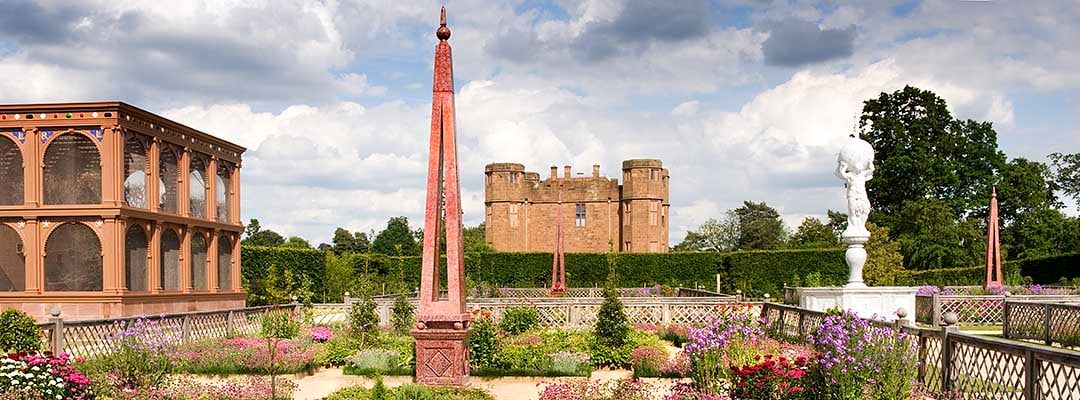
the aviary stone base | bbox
[796,286,917,321]
[412,328,470,387]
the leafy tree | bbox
[895,198,983,270]
[996,158,1060,224]
[859,86,1006,224]
[1003,208,1080,260]
[594,286,630,349]
[317,243,333,251]
[863,223,904,286]
[789,217,839,248]
[281,236,313,249]
[348,295,379,347]
[372,216,421,256]
[331,228,356,254]
[734,201,785,250]
[391,294,415,335]
[242,219,286,247]
[1049,152,1080,211]
[353,231,371,253]
[826,210,848,237]
[463,223,493,253]
[675,211,740,252]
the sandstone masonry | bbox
[484,160,669,253]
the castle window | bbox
[624,241,631,251]
[509,204,519,227]
[649,241,658,252]
[575,204,586,227]
[623,205,631,226]
[651,169,658,180]
[649,202,658,226]
[509,172,518,184]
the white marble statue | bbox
[836,135,875,288]
[835,135,875,238]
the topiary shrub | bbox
[591,287,631,367]
[0,308,42,352]
[390,294,415,335]
[349,296,380,347]
[499,307,539,335]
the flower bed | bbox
[0,351,93,400]
[174,337,318,375]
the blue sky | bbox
[1,0,1077,245]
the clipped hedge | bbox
[1011,252,1080,283]
[241,246,847,300]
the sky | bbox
[2,0,1079,246]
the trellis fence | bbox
[316,296,749,328]
[1004,300,1080,348]
[761,302,1080,399]
[36,305,295,359]
[916,294,1080,326]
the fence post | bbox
[916,332,928,384]
[940,313,958,393]
[1002,300,1011,339]
[1043,303,1052,346]
[226,310,235,337]
[49,308,64,355]
[797,311,806,338]
[1023,349,1037,400]
[932,293,942,327]
[662,303,671,325]
[778,307,787,337]
[181,314,191,344]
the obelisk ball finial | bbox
[437,6,451,40]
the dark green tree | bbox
[1003,208,1080,260]
[895,198,983,269]
[281,236,313,249]
[826,210,848,237]
[372,216,421,256]
[734,201,785,250]
[863,223,904,286]
[463,223,493,253]
[789,217,839,248]
[675,212,740,252]
[1049,152,1080,211]
[859,86,1006,224]
[353,231,371,253]
[331,228,356,254]
[996,158,1060,224]
[242,218,285,247]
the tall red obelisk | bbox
[984,187,1003,289]
[551,195,567,295]
[412,6,470,387]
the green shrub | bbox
[594,287,630,349]
[468,312,498,370]
[548,351,592,376]
[346,349,411,376]
[349,296,380,346]
[499,307,539,335]
[259,308,300,339]
[317,336,360,366]
[324,383,495,400]
[494,342,550,371]
[0,308,42,352]
[391,294,415,335]
[243,246,326,304]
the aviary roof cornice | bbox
[0,101,246,155]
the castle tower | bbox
[620,159,669,252]
[484,163,527,251]
[413,7,469,387]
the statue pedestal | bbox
[795,286,917,321]
[412,327,470,387]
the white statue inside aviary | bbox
[835,134,875,288]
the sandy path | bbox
[288,368,684,400]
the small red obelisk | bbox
[551,195,567,295]
[984,187,1003,289]
[412,6,470,387]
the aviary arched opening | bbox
[0,224,24,291]
[44,223,102,291]
[160,228,180,290]
[43,133,101,205]
[0,135,23,206]
[125,224,148,292]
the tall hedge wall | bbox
[240,247,847,301]
[894,252,1080,286]
[1011,252,1080,283]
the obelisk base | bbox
[412,327,470,387]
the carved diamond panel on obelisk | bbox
[412,6,470,387]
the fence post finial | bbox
[49,307,64,355]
